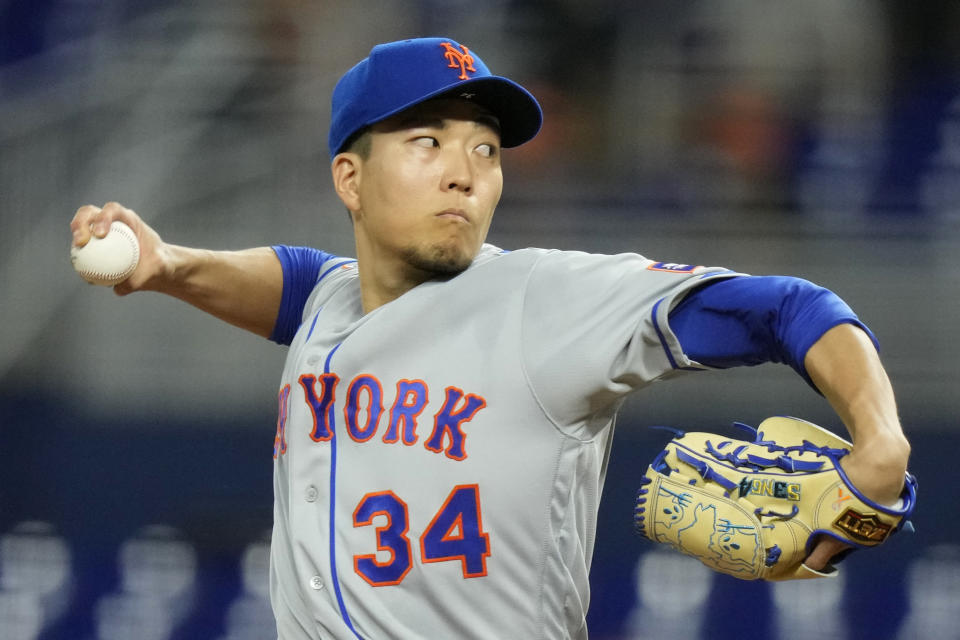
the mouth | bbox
[436,209,470,223]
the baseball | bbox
[71,220,140,286]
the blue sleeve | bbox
[668,275,879,390]
[269,245,337,346]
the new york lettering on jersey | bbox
[275,373,487,461]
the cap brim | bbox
[432,76,543,148]
[360,76,542,150]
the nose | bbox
[441,148,473,194]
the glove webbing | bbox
[704,440,840,472]
[676,449,803,519]
[675,449,738,492]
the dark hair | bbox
[340,126,372,159]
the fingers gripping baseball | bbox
[70,202,167,294]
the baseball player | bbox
[70,37,911,639]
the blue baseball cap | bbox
[328,37,543,158]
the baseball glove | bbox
[633,416,917,580]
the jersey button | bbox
[305,486,319,502]
[310,576,324,590]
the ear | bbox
[331,153,362,213]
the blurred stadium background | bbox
[1,1,958,638]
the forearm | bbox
[151,244,283,339]
[72,203,286,339]
[804,323,911,503]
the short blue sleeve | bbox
[668,275,878,389]
[269,245,337,345]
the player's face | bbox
[352,99,503,277]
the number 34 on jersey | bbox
[353,484,491,587]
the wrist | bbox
[849,425,910,468]
[151,244,202,294]
[842,433,911,505]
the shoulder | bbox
[469,245,734,284]
[468,244,620,268]
[460,244,553,274]
[314,256,359,284]
[302,258,360,316]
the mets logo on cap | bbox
[440,42,476,80]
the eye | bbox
[475,143,498,158]
[412,136,439,148]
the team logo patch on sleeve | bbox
[647,262,699,274]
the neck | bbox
[355,242,439,314]
[351,217,476,314]
[357,262,429,314]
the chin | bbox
[402,243,476,277]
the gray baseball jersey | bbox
[269,244,739,639]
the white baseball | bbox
[71,220,141,286]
